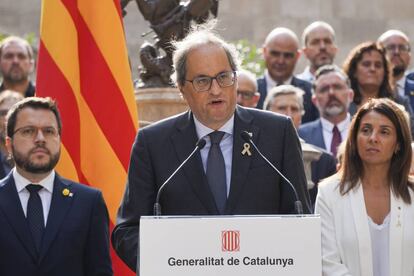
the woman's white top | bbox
[368,213,390,276]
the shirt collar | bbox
[320,113,351,132]
[193,114,234,139]
[13,168,55,193]
[265,70,292,86]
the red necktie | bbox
[331,125,341,157]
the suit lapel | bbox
[171,112,218,213]
[0,174,38,261]
[389,191,403,276]
[39,176,73,262]
[350,184,373,276]
[226,107,257,214]
[313,120,326,149]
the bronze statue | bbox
[121,0,219,88]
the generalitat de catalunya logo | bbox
[221,230,240,252]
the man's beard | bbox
[12,145,60,174]
[3,65,28,83]
[393,65,406,77]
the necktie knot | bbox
[209,131,225,145]
[26,184,43,194]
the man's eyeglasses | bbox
[237,90,257,100]
[186,71,236,92]
[384,44,411,53]
[13,126,59,139]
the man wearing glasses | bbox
[378,30,413,109]
[257,27,318,123]
[0,97,113,275]
[236,69,260,108]
[112,24,311,272]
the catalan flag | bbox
[36,0,137,275]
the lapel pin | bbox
[62,188,73,197]
[241,142,252,156]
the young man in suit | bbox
[112,23,311,272]
[256,27,318,123]
[298,65,354,157]
[0,97,112,276]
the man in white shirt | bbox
[299,65,354,157]
[297,21,337,83]
[0,97,112,276]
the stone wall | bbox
[1,0,413,80]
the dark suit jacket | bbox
[404,72,414,111]
[0,173,113,276]
[309,147,336,208]
[256,75,319,123]
[298,121,336,208]
[112,106,311,271]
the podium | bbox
[139,215,321,276]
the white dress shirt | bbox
[194,115,234,197]
[320,114,351,153]
[296,66,315,83]
[265,70,293,93]
[14,168,55,226]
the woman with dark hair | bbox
[343,42,413,118]
[315,98,414,276]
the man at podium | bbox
[112,22,311,272]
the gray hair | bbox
[172,20,240,86]
[301,21,335,46]
[0,35,34,60]
[237,69,257,91]
[313,64,350,92]
[264,84,305,112]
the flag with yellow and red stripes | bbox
[36,1,137,275]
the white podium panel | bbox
[140,215,321,276]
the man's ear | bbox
[5,136,12,157]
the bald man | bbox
[237,69,260,108]
[257,27,318,123]
[297,21,337,83]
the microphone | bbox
[153,138,206,216]
[240,131,303,214]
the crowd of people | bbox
[0,19,413,276]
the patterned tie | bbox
[26,184,45,253]
[331,125,342,157]
[206,131,227,214]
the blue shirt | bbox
[193,114,234,197]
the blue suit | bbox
[298,120,337,207]
[405,72,414,111]
[298,119,326,149]
[0,173,113,276]
[257,75,319,123]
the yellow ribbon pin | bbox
[62,188,70,196]
[242,143,252,156]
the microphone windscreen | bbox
[196,138,207,149]
[240,131,251,142]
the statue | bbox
[121,0,219,88]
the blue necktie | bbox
[207,131,227,214]
[26,184,45,253]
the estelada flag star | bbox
[36,1,138,275]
